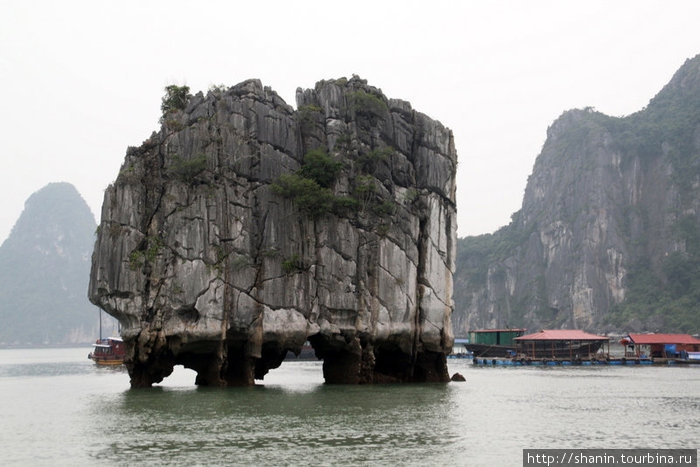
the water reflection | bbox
[4,350,695,466]
[88,373,463,465]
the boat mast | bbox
[98,308,102,340]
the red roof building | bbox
[627,334,700,345]
[625,333,700,357]
[514,330,609,359]
[515,330,609,342]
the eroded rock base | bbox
[312,336,450,384]
[124,333,449,388]
[125,334,289,388]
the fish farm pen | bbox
[469,331,700,366]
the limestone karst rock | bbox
[453,55,700,334]
[89,76,457,387]
[0,182,98,345]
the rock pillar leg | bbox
[222,347,256,386]
[322,350,363,384]
[189,353,226,387]
[412,351,450,382]
[124,335,176,388]
[126,357,175,388]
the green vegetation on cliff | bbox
[272,149,344,217]
[454,55,700,333]
[161,85,191,115]
[272,145,398,223]
[606,215,700,332]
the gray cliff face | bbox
[89,77,457,387]
[454,56,700,334]
[0,182,98,345]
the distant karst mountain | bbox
[0,182,103,345]
[454,55,700,335]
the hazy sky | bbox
[1,1,699,243]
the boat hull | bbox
[465,343,517,358]
[519,342,604,359]
[466,342,604,358]
[88,355,124,365]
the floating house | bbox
[622,334,700,359]
[514,330,609,359]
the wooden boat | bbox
[88,309,125,365]
[464,329,526,357]
[514,340,605,358]
[88,337,125,365]
[514,330,609,359]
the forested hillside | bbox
[453,55,700,335]
[0,183,101,345]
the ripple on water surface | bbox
[1,350,699,466]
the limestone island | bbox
[89,76,457,387]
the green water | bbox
[0,348,698,466]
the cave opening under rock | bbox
[124,333,449,388]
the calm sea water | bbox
[0,348,698,466]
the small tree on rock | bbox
[161,85,191,118]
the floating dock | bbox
[460,331,700,366]
[472,357,698,366]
